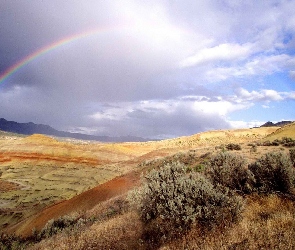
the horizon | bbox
[1,1,295,139]
[0,116,293,141]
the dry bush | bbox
[130,162,244,248]
[84,194,129,223]
[36,215,77,240]
[161,194,295,250]
[207,152,255,194]
[226,143,242,151]
[0,233,29,250]
[249,152,295,194]
[29,212,143,250]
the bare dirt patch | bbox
[0,180,21,192]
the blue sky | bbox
[0,0,295,139]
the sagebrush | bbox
[249,152,295,194]
[207,152,255,194]
[130,162,244,247]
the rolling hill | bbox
[264,121,295,141]
[1,125,284,238]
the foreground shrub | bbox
[130,162,244,247]
[207,152,255,194]
[249,152,295,194]
[163,195,295,250]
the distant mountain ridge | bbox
[0,118,149,142]
[260,120,294,127]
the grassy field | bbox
[0,162,123,229]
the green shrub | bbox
[195,164,206,172]
[131,162,244,246]
[207,152,255,194]
[249,152,295,194]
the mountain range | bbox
[0,118,150,142]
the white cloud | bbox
[180,43,253,68]
[287,92,295,99]
[228,120,265,129]
[234,88,284,102]
[205,54,294,82]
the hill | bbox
[0,118,149,142]
[260,120,293,127]
[264,121,295,141]
[2,124,295,249]
[2,123,293,249]
[1,125,282,238]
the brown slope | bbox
[7,170,140,237]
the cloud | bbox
[88,96,255,138]
[0,1,295,139]
[228,120,265,129]
[234,88,284,102]
[205,54,295,82]
[180,43,253,68]
[290,71,295,81]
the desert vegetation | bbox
[1,125,295,249]
[1,147,294,249]
[129,162,244,248]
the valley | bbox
[0,124,295,248]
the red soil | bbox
[7,170,140,237]
[0,180,21,192]
[0,152,109,166]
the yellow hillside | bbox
[264,122,295,141]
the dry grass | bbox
[24,193,295,250]
[161,194,295,249]
[0,162,122,231]
[2,126,295,248]
[29,211,144,250]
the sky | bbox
[0,0,295,139]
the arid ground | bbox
[1,124,295,249]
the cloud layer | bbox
[0,1,295,139]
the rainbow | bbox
[0,26,122,84]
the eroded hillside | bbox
[0,126,283,236]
